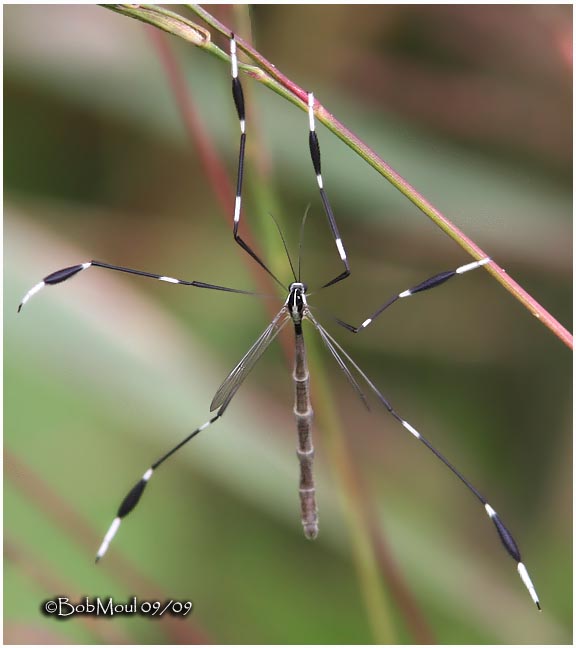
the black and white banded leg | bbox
[335,257,492,333]
[307,91,350,289]
[97,407,227,561]
[229,34,349,291]
[228,35,284,290]
[312,321,541,609]
[17,260,257,313]
[400,414,541,610]
[397,415,541,609]
[19,35,541,610]
[18,259,255,560]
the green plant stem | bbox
[145,6,428,640]
[106,4,210,45]
[223,7,400,640]
[145,26,292,368]
[306,342,398,643]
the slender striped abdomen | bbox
[293,330,318,539]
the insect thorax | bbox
[287,282,308,325]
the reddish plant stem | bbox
[154,10,440,641]
[5,537,132,644]
[5,451,210,644]
[209,11,439,642]
[189,5,572,351]
[147,27,292,359]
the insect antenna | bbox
[267,211,297,284]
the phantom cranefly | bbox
[18,34,540,610]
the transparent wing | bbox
[306,311,370,410]
[210,308,290,411]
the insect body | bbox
[18,33,540,611]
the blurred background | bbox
[4,4,572,644]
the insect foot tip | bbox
[95,543,108,564]
[517,561,540,610]
[95,516,121,563]
[95,544,107,564]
